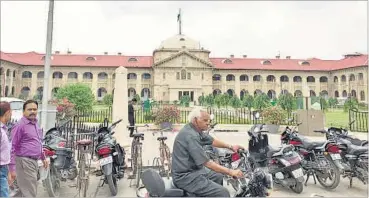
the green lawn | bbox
[325,110,349,128]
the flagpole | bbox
[178,8,182,35]
[41,0,55,130]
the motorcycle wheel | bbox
[106,174,118,196]
[290,181,303,194]
[316,159,341,189]
[43,165,60,197]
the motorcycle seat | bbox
[157,136,167,141]
[347,144,368,156]
[77,139,93,146]
[162,178,185,197]
[298,136,325,150]
[132,133,144,138]
[141,168,191,197]
[267,146,280,158]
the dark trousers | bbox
[174,169,230,197]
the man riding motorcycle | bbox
[171,107,244,197]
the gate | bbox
[349,108,368,132]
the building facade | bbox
[0,34,368,104]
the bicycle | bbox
[152,127,172,178]
[128,124,149,188]
[74,132,95,197]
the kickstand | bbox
[93,177,105,198]
[349,176,353,188]
[305,172,311,186]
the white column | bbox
[112,66,129,146]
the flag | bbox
[177,9,181,22]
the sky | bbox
[0,1,367,60]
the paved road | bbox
[37,131,368,197]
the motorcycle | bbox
[136,166,272,197]
[42,126,78,197]
[280,124,341,189]
[94,119,126,196]
[247,123,305,194]
[325,120,368,147]
[315,128,368,187]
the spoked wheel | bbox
[316,158,340,189]
[43,165,61,197]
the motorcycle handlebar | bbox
[313,129,327,133]
[110,119,122,128]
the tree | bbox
[103,94,113,107]
[278,93,295,113]
[228,95,242,108]
[253,93,270,110]
[344,97,358,112]
[205,94,215,107]
[180,95,190,107]
[198,95,207,106]
[242,94,254,111]
[214,94,222,108]
[55,83,95,111]
[328,97,338,108]
[320,97,328,112]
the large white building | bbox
[0,34,368,103]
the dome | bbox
[158,34,201,50]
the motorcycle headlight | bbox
[254,127,260,133]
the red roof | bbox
[0,51,367,71]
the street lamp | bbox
[40,0,55,130]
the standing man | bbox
[8,100,48,197]
[128,98,137,137]
[0,102,12,197]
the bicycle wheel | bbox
[131,140,137,175]
[136,144,143,187]
[78,153,89,197]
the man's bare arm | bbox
[212,138,232,150]
[204,160,231,175]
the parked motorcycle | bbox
[136,166,272,197]
[280,124,341,189]
[316,128,368,187]
[94,119,126,196]
[247,123,305,194]
[325,121,368,147]
[42,127,79,197]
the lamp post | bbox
[41,0,55,130]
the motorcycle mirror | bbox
[210,114,215,120]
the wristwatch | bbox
[228,145,233,150]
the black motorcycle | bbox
[316,128,368,187]
[281,125,341,190]
[248,124,305,194]
[94,119,126,196]
[325,121,368,147]
[136,167,272,197]
[42,127,78,197]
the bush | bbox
[262,106,286,125]
[103,94,113,106]
[55,83,94,111]
[152,105,181,125]
[49,98,76,123]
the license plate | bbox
[330,153,341,160]
[99,156,113,166]
[231,159,241,169]
[292,168,304,178]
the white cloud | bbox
[1,1,367,59]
